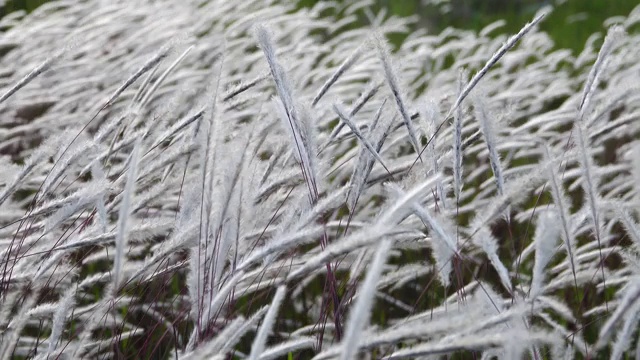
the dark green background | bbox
[0,0,48,16]
[297,0,640,53]
[3,0,639,53]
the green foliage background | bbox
[5,0,639,53]
[297,0,640,53]
[0,0,48,17]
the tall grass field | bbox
[1,0,640,359]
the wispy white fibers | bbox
[91,161,109,233]
[46,288,76,356]
[472,93,505,197]
[542,144,578,291]
[630,144,640,204]
[386,182,458,287]
[2,1,640,359]
[422,99,447,209]
[0,133,70,206]
[138,45,194,108]
[312,40,370,106]
[471,220,513,295]
[579,26,625,116]
[346,99,390,212]
[530,211,561,298]
[610,300,640,360]
[0,37,74,104]
[249,285,287,360]
[260,337,315,360]
[616,209,640,248]
[340,238,392,360]
[374,33,421,158]
[573,120,606,291]
[186,269,246,351]
[453,68,467,204]
[324,81,381,150]
[0,292,38,359]
[190,53,224,337]
[448,12,546,116]
[112,139,142,292]
[256,25,319,205]
[574,26,624,308]
[333,103,391,175]
[597,281,640,349]
[102,39,177,110]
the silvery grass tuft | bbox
[1,0,640,359]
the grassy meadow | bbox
[0,0,640,359]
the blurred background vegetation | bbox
[2,0,638,53]
[296,0,640,53]
[0,0,48,17]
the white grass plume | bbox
[453,68,467,206]
[323,81,381,149]
[0,40,70,104]
[610,300,640,360]
[249,285,287,360]
[374,33,421,158]
[597,281,640,349]
[530,211,561,298]
[574,121,607,297]
[46,287,76,356]
[312,40,370,106]
[257,25,319,205]
[102,40,177,110]
[422,100,447,209]
[542,144,579,292]
[579,26,625,115]
[386,182,458,286]
[112,139,141,293]
[472,93,505,197]
[449,13,546,116]
[471,220,513,295]
[333,103,391,175]
[339,237,392,360]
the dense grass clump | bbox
[1,1,640,359]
